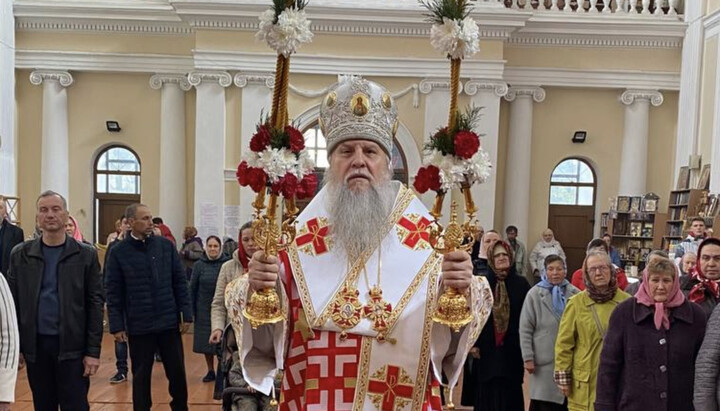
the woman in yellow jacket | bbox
[554,251,630,411]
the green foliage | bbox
[419,0,472,25]
[423,105,484,156]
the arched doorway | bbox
[547,158,597,272]
[298,121,409,211]
[94,145,141,243]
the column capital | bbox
[187,71,232,88]
[504,86,545,103]
[464,80,508,98]
[29,70,73,87]
[620,89,664,107]
[418,78,464,95]
[150,74,192,91]
[233,73,275,89]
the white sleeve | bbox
[225,266,289,396]
[0,275,19,402]
[430,275,493,389]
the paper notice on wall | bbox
[224,205,242,239]
[198,202,220,239]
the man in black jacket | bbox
[0,196,24,277]
[7,190,104,411]
[105,203,193,411]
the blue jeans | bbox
[116,340,128,374]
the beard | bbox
[324,168,396,261]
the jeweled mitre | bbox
[319,75,398,155]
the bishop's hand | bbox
[441,250,473,294]
[248,250,281,291]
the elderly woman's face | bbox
[586,255,611,288]
[648,272,674,302]
[545,260,566,285]
[492,244,511,275]
[482,232,501,254]
[542,230,554,242]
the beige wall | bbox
[505,46,681,72]
[15,70,42,233]
[708,0,720,14]
[16,32,194,55]
[698,36,718,164]
[504,87,680,247]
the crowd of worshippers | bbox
[2,191,720,411]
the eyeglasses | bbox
[587,266,610,274]
[494,252,509,257]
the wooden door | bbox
[96,194,140,244]
[548,204,596,273]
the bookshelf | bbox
[607,211,667,271]
[664,189,708,251]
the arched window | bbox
[93,146,141,243]
[549,158,595,206]
[95,146,141,194]
[302,122,409,184]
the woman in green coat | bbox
[190,235,231,382]
[554,251,630,411]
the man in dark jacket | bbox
[0,196,24,277]
[106,203,193,411]
[7,190,104,411]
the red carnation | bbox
[286,126,305,153]
[453,131,480,159]
[271,173,298,198]
[296,173,318,199]
[413,165,441,194]
[250,125,272,152]
[236,161,250,186]
[247,167,267,193]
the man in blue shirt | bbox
[8,191,104,411]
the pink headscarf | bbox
[67,215,84,242]
[635,264,685,330]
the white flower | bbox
[256,8,313,57]
[429,16,480,59]
[422,147,492,191]
[430,18,460,57]
[297,150,315,176]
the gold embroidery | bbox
[352,337,373,411]
[329,284,364,339]
[412,264,440,410]
[367,365,415,411]
[295,308,315,342]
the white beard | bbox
[325,174,396,261]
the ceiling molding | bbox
[705,8,720,39]
[503,66,680,91]
[15,50,193,73]
[193,51,507,79]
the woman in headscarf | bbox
[520,255,580,411]
[461,240,530,411]
[570,239,630,292]
[190,235,231,383]
[595,257,705,411]
[180,226,204,281]
[530,229,566,279]
[473,230,501,277]
[209,221,257,345]
[65,215,88,244]
[681,237,720,318]
[554,251,630,411]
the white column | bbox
[234,74,274,228]
[188,71,231,240]
[150,74,191,239]
[618,89,664,196]
[710,38,720,193]
[418,79,460,223]
[464,80,508,231]
[503,86,546,245]
[0,0,15,196]
[29,70,73,200]
[673,0,705,182]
